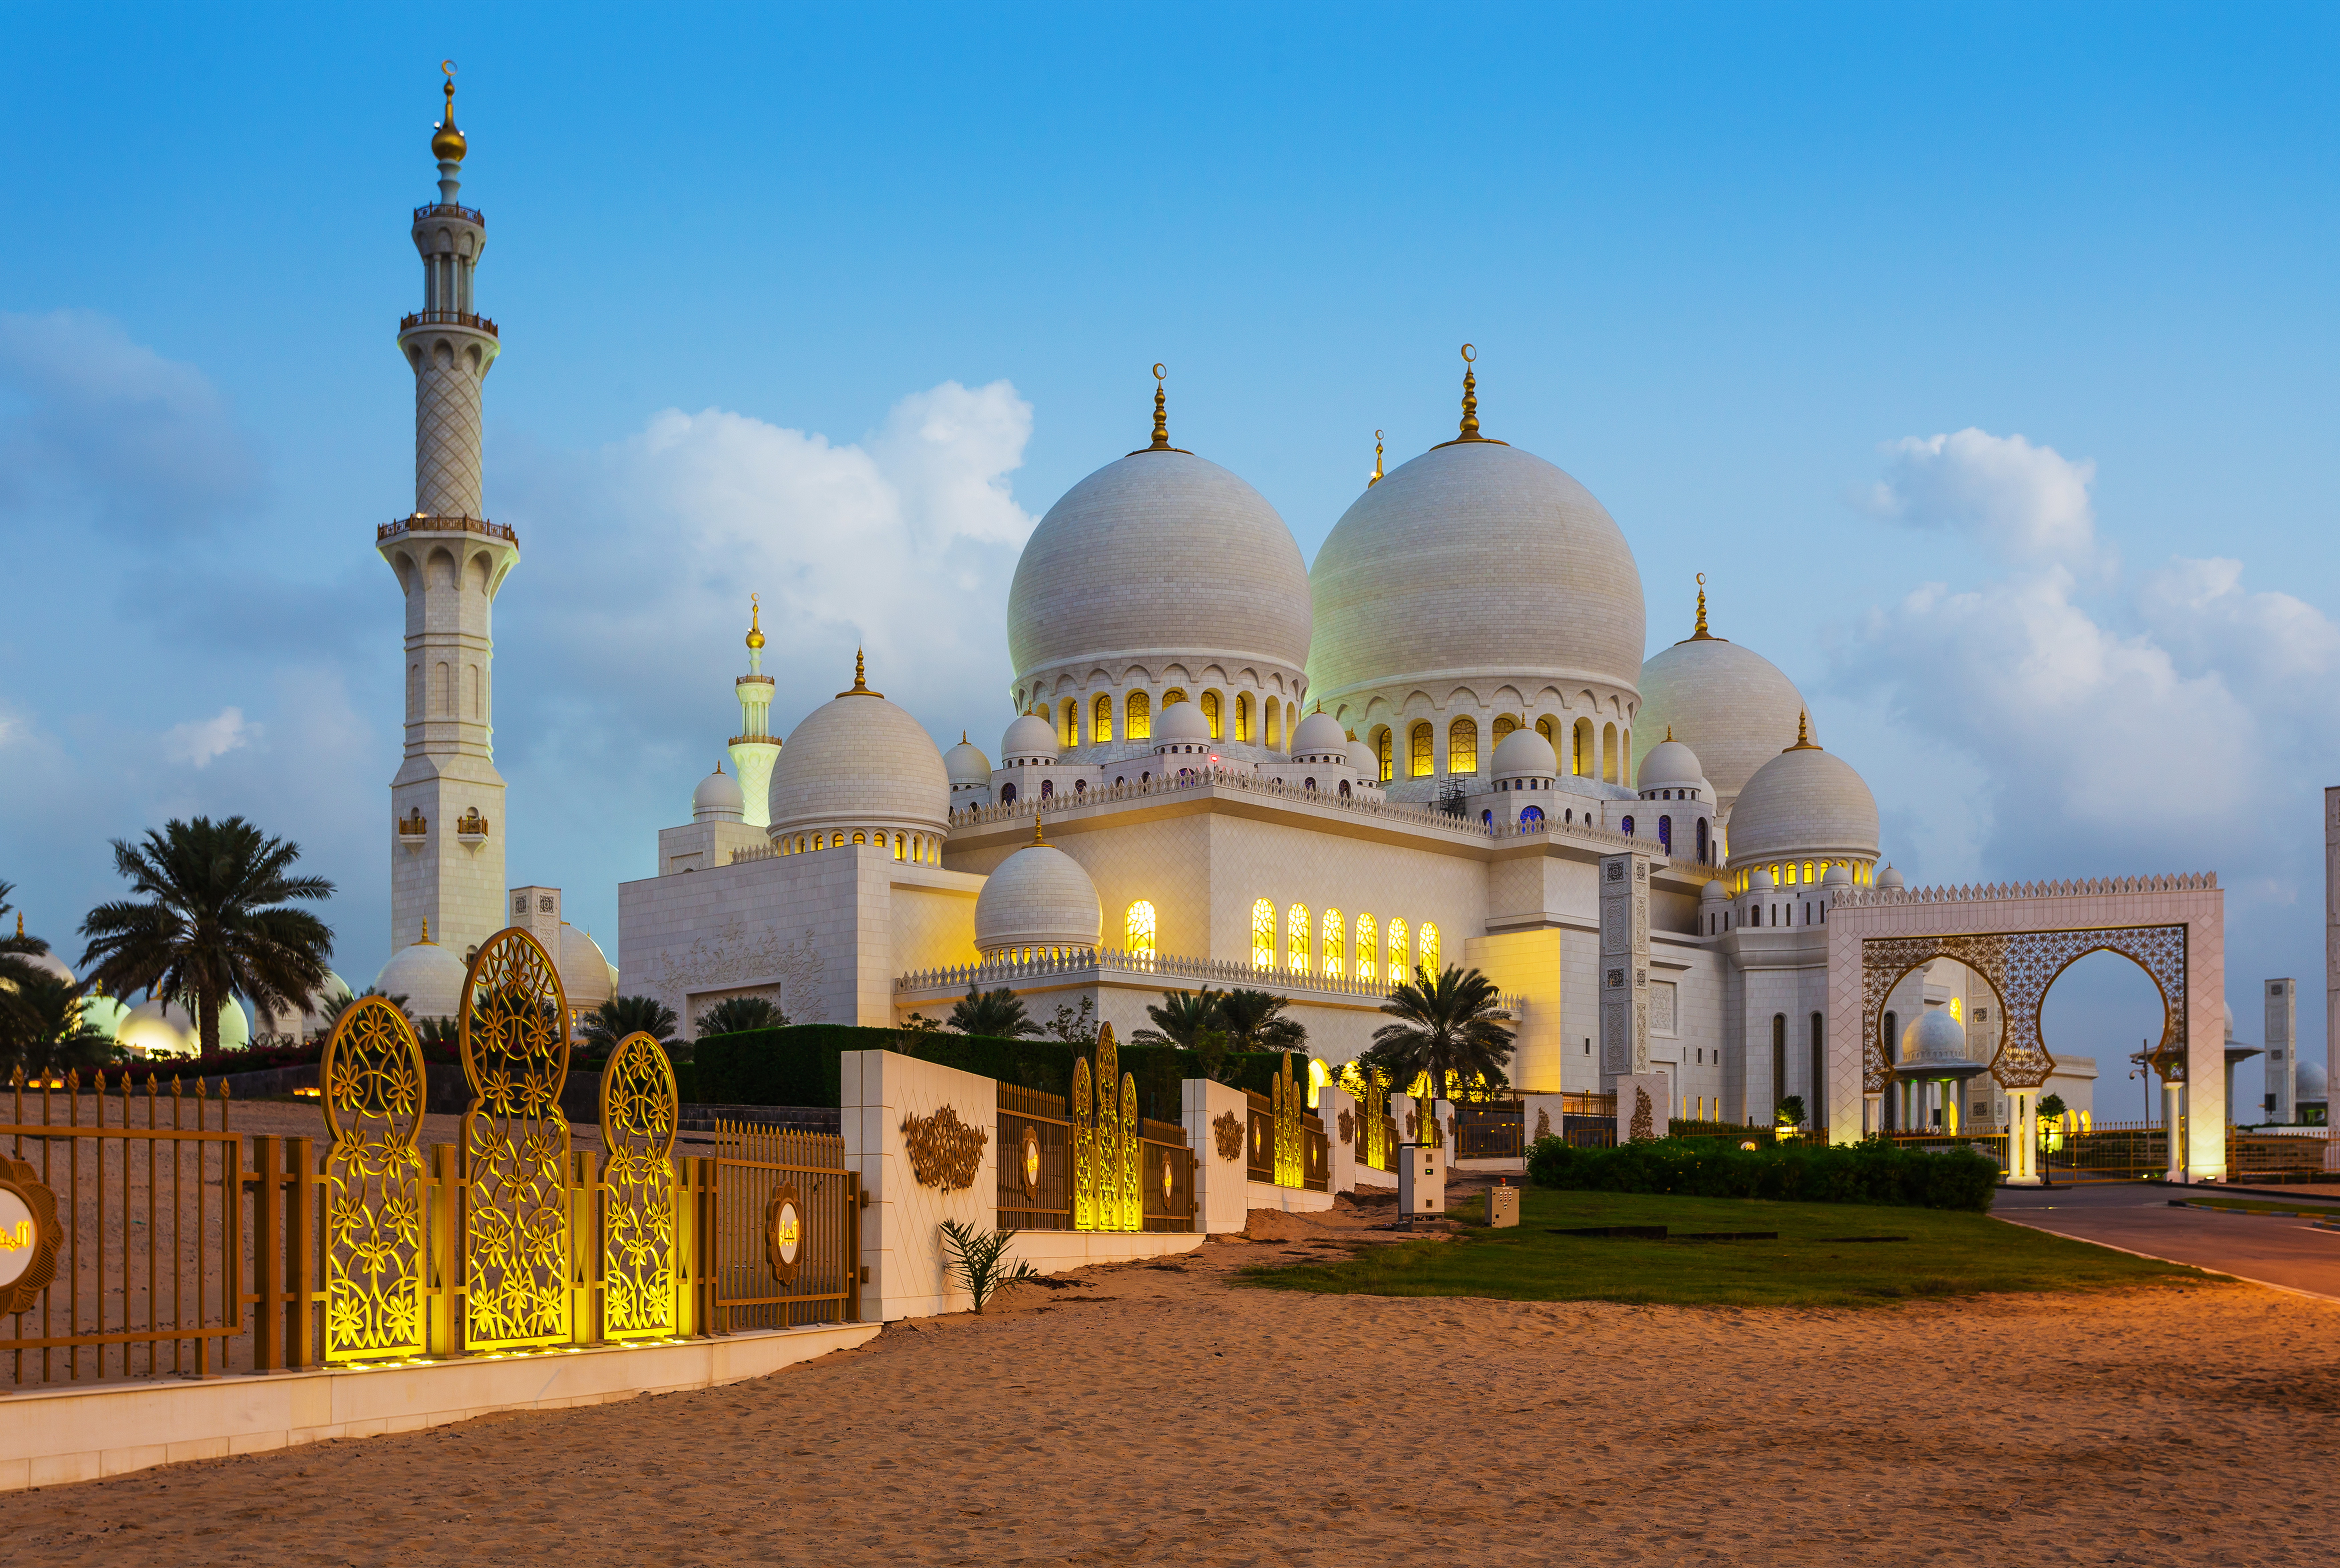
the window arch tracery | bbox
[1125,900,1157,958]
[1420,923,1440,976]
[1322,908,1345,978]
[1251,899,1274,968]
[1355,914,1377,983]
[1287,903,1310,974]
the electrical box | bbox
[1397,1143,1444,1223]
[1486,1184,1519,1228]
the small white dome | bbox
[376,935,469,1021]
[117,1001,193,1058]
[693,764,745,823]
[559,925,615,1014]
[1291,709,1346,756]
[79,993,130,1040]
[1729,734,1880,865]
[1821,862,1853,888]
[1491,728,1559,780]
[2302,1057,2327,1099]
[945,733,994,784]
[1000,714,1059,761]
[1877,864,1905,890]
[1155,700,1213,744]
[1346,739,1379,778]
[1900,1008,1969,1068]
[1701,878,1727,901]
[767,662,951,843]
[1637,736,1707,790]
[973,840,1102,955]
[1748,867,1775,892]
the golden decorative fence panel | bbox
[1245,1090,1273,1184]
[1272,1054,1304,1186]
[458,926,572,1352]
[598,1032,679,1341]
[1069,1026,1140,1233]
[320,997,427,1362]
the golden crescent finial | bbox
[1460,343,1476,363]
[1368,428,1385,487]
[431,61,467,163]
[442,59,456,81]
[1152,362,1166,382]
[1140,364,1179,452]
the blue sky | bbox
[5,4,2336,1112]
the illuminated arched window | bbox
[1201,690,1222,738]
[1059,698,1078,748]
[1573,717,1594,777]
[1266,702,1282,750]
[852,830,867,845]
[1420,922,1440,976]
[1092,694,1112,743]
[893,832,906,861]
[1601,722,1619,782]
[1491,715,1518,745]
[1387,917,1409,980]
[1536,715,1556,750]
[1236,692,1253,742]
[1125,690,1150,740]
[1322,908,1345,978]
[1001,782,1017,805]
[1287,903,1309,973]
[1521,805,1544,827]
[1355,913,1377,983]
[1374,727,1393,782]
[1409,722,1434,778]
[1449,716,1478,774]
[1125,900,1157,958]
[1804,860,1815,885]
[1252,898,1275,968]
[1163,688,1186,710]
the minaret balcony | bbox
[729,734,781,748]
[413,201,485,225]
[377,514,519,545]
[400,309,499,337]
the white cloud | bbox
[1856,428,2098,565]
[162,707,259,768]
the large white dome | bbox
[1308,439,1645,707]
[999,715,1058,764]
[1636,615,1812,808]
[1006,448,1311,688]
[767,660,950,843]
[1728,734,1880,866]
[973,840,1102,956]
[559,925,616,1014]
[376,934,469,1021]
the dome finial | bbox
[745,593,765,651]
[1692,573,1714,640]
[419,917,432,944]
[1787,709,1820,751]
[1032,811,1047,847]
[1129,364,1191,455]
[1369,429,1385,487]
[431,60,467,165]
[1433,345,1509,449]
[837,647,883,699]
[1665,725,1674,742]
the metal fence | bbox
[1138,1118,1198,1230]
[997,1081,1073,1231]
[705,1120,859,1332]
[1454,1101,1526,1159]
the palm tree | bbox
[1218,988,1307,1052]
[949,986,1038,1038]
[1360,964,1514,1104]
[317,985,406,1030]
[0,971,115,1078]
[582,995,681,1052]
[1,881,57,1043]
[1129,987,1221,1048]
[78,817,334,1058]
[695,995,786,1038]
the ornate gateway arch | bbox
[1825,874,2225,1182]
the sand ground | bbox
[1,1198,2334,1567]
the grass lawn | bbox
[1241,1188,2217,1308]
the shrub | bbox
[1525,1134,2001,1212]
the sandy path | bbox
[1,1202,2333,1566]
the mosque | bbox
[353,75,2124,1131]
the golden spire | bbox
[1665,725,1674,742]
[745,594,765,651]
[1131,363,1190,455]
[1368,429,1385,487]
[13,913,21,938]
[1032,812,1047,847]
[431,60,467,164]
[1678,572,1726,645]
[1786,710,1820,751]
[1433,344,1508,449]
[837,647,882,698]
[419,917,433,944]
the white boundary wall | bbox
[1183,1078,1252,1233]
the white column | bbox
[2005,1087,2040,1185]
[2163,1081,2187,1182]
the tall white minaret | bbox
[378,64,515,964]
[729,596,781,828]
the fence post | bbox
[431,1141,463,1356]
[846,1171,862,1322]
[287,1136,316,1369]
[694,1155,719,1337]
[253,1136,285,1371]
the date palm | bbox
[1218,988,1307,1052]
[1130,987,1221,1049]
[0,880,56,1043]
[1359,964,1514,1105]
[583,995,681,1051]
[77,817,334,1059]
[695,995,786,1038]
[949,986,1038,1038]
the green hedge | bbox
[1525,1135,2001,1212]
[692,1025,1214,1122]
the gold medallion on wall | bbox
[0,1154,60,1316]
[765,1182,803,1283]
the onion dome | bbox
[1821,862,1853,889]
[1727,714,1879,867]
[1636,731,1708,791]
[376,922,469,1021]
[1747,867,1775,893]
[944,732,994,786]
[1346,738,1379,778]
[1701,878,1727,902]
[693,762,745,823]
[767,653,950,844]
[1308,360,1643,715]
[1899,1009,1979,1074]
[1006,379,1311,700]
[1635,580,1812,808]
[116,1001,193,1058]
[973,822,1103,956]
[558,925,615,1014]
[1000,714,1059,765]
[1491,728,1559,781]
[20,948,74,986]
[1155,699,1214,746]
[431,68,467,163]
[1291,709,1347,758]
[1877,864,1904,890]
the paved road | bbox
[1996,1182,2340,1300]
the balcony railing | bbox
[413,202,485,225]
[376,514,519,544]
[400,310,499,337]
[896,943,1527,1013]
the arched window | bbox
[1374,727,1393,782]
[1621,815,1634,836]
[1162,687,1186,709]
[1387,917,1409,979]
[1491,714,1518,745]
[1252,899,1275,968]
[1449,716,1478,774]
[1536,715,1556,750]
[1059,698,1078,748]
[1266,702,1282,750]
[1409,722,1434,778]
[1092,694,1112,743]
[1073,778,1086,795]
[1202,690,1222,738]
[1601,722,1619,782]
[1287,903,1310,974]
[1771,1014,1788,1119]
[1810,1013,1826,1132]
[1481,809,1492,826]
[1040,778,1054,798]
[1000,782,1018,805]
[1696,818,1709,862]
[1573,717,1594,777]
[1125,900,1157,958]
[1322,909,1345,978]
[1125,690,1151,741]
[893,833,906,861]
[1355,914,1378,983]
[1236,692,1253,742]
[1521,805,1544,827]
[1803,860,1815,885]
[852,830,867,845]
[1658,815,1672,853]
[1419,923,1440,976]
[1338,779,1352,798]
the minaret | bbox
[729,596,781,828]
[378,63,515,963]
